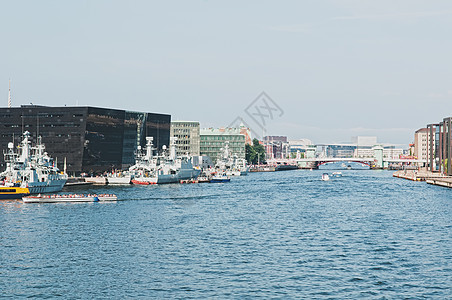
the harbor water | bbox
[1,170,451,298]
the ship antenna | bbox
[8,79,12,108]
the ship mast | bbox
[8,79,12,108]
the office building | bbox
[200,127,246,162]
[0,105,171,174]
[288,139,313,158]
[170,121,200,156]
[426,117,452,175]
[319,136,403,159]
[263,136,289,160]
[414,128,429,161]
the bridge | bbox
[267,157,427,169]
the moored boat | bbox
[210,173,231,183]
[107,172,132,185]
[197,176,211,183]
[0,132,67,194]
[197,172,211,183]
[215,141,249,176]
[180,179,198,184]
[131,137,200,185]
[131,178,157,185]
[275,164,298,171]
[0,186,30,199]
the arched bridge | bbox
[268,157,426,169]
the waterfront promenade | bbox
[393,169,452,188]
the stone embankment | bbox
[393,170,452,188]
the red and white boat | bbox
[131,178,157,185]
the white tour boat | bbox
[22,193,118,203]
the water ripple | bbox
[0,170,451,298]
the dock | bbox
[426,177,452,188]
[393,170,452,188]
[64,177,94,187]
[83,177,108,185]
[249,166,276,172]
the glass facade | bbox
[426,117,452,175]
[0,106,87,173]
[200,128,246,162]
[0,106,171,175]
[84,107,125,173]
[145,113,171,153]
[326,145,356,158]
[122,111,146,166]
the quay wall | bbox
[393,170,452,188]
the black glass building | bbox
[0,106,170,175]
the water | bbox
[1,170,451,298]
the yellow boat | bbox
[0,187,30,200]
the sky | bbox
[1,0,451,146]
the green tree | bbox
[245,144,256,164]
[246,138,266,165]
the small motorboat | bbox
[210,173,231,183]
[332,172,342,177]
[22,194,118,203]
[197,176,211,183]
[321,173,330,181]
[197,171,212,183]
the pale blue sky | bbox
[1,0,451,146]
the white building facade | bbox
[414,128,429,161]
[170,121,200,157]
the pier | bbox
[64,177,94,186]
[393,170,452,188]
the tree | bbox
[246,139,266,165]
[245,144,256,164]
